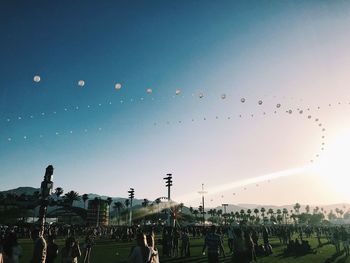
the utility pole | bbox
[128,188,135,226]
[163,174,172,201]
[163,174,173,226]
[198,183,207,225]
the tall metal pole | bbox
[198,183,207,225]
[128,188,134,226]
[163,174,173,226]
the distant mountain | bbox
[2,187,349,215]
[0,187,39,196]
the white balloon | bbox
[115,83,122,90]
[175,89,181,95]
[221,94,226,99]
[78,80,85,87]
[33,75,41,82]
[146,88,153,94]
[198,92,204,98]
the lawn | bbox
[18,235,349,263]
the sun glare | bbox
[316,130,350,197]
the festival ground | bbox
[18,235,349,263]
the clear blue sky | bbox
[2,0,350,206]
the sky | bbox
[1,0,350,207]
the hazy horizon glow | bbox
[174,165,313,205]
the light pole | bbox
[163,174,173,226]
[198,183,207,225]
[163,174,172,201]
[128,188,134,226]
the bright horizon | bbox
[2,1,350,207]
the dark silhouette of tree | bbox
[64,191,80,207]
[113,201,124,226]
[106,197,113,223]
[55,187,64,198]
[124,199,130,223]
[305,205,310,214]
[193,209,199,222]
[82,194,89,209]
[62,191,80,224]
[314,206,320,214]
[282,208,288,223]
[253,208,259,219]
[267,208,274,222]
[328,210,337,220]
[141,198,149,208]
[294,203,301,215]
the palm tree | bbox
[277,214,283,224]
[275,209,281,224]
[282,208,288,223]
[305,205,310,214]
[260,207,266,218]
[294,203,301,215]
[64,191,80,207]
[141,198,149,208]
[124,199,130,224]
[170,203,184,225]
[82,194,89,209]
[193,210,199,221]
[268,208,274,217]
[62,191,80,224]
[55,187,64,198]
[113,201,124,225]
[217,209,223,218]
[328,210,337,220]
[314,206,320,214]
[235,211,240,222]
[106,197,113,224]
[240,209,245,221]
[335,208,340,218]
[254,208,259,219]
[247,209,252,216]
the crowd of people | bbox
[1,223,350,262]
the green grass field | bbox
[18,235,350,263]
